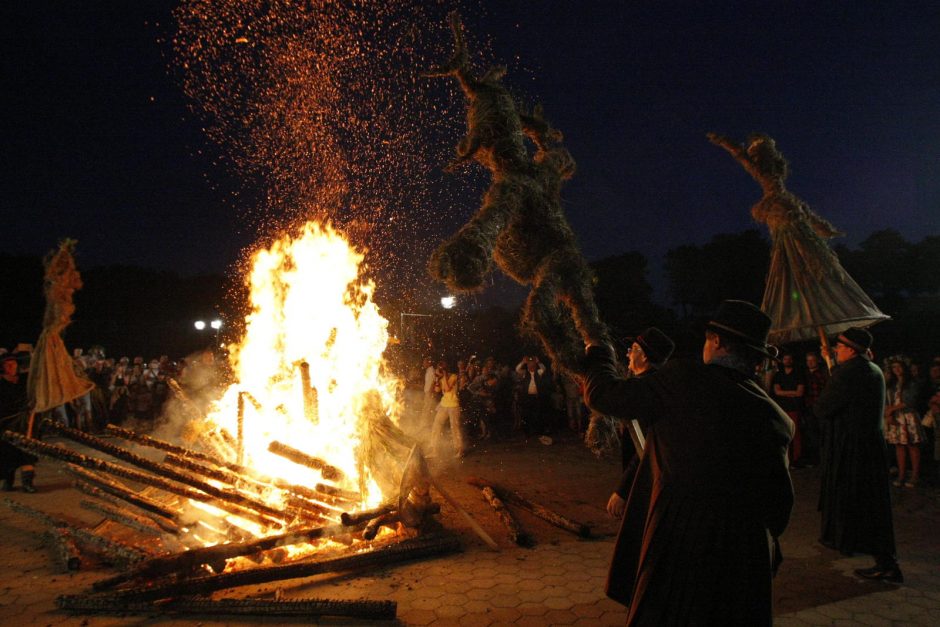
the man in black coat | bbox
[814,327,901,582]
[583,300,793,626]
[607,327,675,519]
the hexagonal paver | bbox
[402,608,438,625]
[490,593,522,608]
[544,595,573,610]
[544,609,579,624]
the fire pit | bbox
[2,223,460,620]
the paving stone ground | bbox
[1,390,938,625]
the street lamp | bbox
[210,319,223,330]
[440,295,456,310]
[194,320,206,331]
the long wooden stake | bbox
[95,533,461,602]
[817,326,834,372]
[4,432,280,528]
[57,595,397,620]
[466,476,592,538]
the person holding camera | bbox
[515,355,550,439]
[430,361,465,459]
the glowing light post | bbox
[194,318,224,347]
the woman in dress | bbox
[884,356,925,487]
[707,133,887,344]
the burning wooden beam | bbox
[96,533,461,602]
[3,498,150,568]
[105,424,347,511]
[80,500,167,538]
[73,480,182,535]
[105,423,235,470]
[66,464,183,525]
[4,432,281,529]
[268,440,345,482]
[92,520,369,592]
[478,485,534,547]
[35,424,289,526]
[57,595,397,620]
[44,527,81,573]
[466,476,592,538]
[297,361,319,423]
[340,504,395,526]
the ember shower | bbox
[173,0,477,286]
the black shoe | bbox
[854,565,904,583]
[21,470,36,494]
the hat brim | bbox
[705,322,779,360]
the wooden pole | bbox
[237,391,245,466]
[57,595,397,620]
[817,326,834,372]
[466,476,592,538]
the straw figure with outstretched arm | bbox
[707,132,887,351]
[426,13,608,374]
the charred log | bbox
[268,441,345,482]
[105,425,342,510]
[93,521,367,592]
[363,512,398,541]
[106,424,238,471]
[466,476,591,538]
[24,426,286,526]
[4,433,280,529]
[80,500,167,538]
[57,595,396,620]
[480,485,534,547]
[98,533,461,602]
[44,527,81,573]
[67,465,182,525]
[4,498,150,568]
[340,504,395,526]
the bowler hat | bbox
[705,300,778,359]
[626,327,675,368]
[837,327,873,359]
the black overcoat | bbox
[814,356,895,557]
[583,346,793,626]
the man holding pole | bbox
[583,300,793,625]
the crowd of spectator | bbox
[0,344,201,435]
[764,349,940,487]
[409,353,588,459]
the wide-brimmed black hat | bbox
[836,327,873,360]
[625,327,675,368]
[705,300,778,359]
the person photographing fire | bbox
[429,361,465,459]
[582,300,793,625]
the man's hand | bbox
[606,492,626,518]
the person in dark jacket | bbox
[814,327,902,582]
[0,353,38,492]
[583,300,794,626]
[607,327,675,519]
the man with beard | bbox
[583,300,793,625]
[815,327,901,582]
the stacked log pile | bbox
[1,422,460,620]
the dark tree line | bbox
[2,228,937,363]
[0,254,226,359]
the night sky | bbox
[3,1,939,308]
